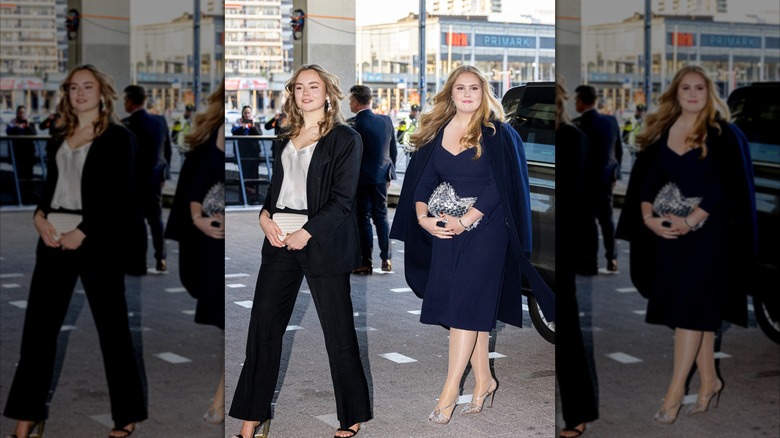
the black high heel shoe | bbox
[6,420,45,438]
[231,420,270,438]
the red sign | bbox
[446,32,469,47]
[673,32,694,47]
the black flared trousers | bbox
[4,240,148,427]
[229,248,372,428]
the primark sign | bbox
[442,32,554,49]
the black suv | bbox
[502,82,555,343]
[727,82,780,344]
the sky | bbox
[582,0,780,25]
[131,0,193,26]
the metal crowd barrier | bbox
[0,135,50,208]
[225,135,276,208]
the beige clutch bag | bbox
[272,212,308,237]
[47,212,82,239]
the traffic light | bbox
[66,8,80,40]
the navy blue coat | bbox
[573,108,623,185]
[353,109,398,185]
[122,109,172,184]
[615,120,757,326]
[390,121,554,327]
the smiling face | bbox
[242,107,252,120]
[293,69,327,114]
[451,72,483,116]
[68,69,101,115]
[676,72,708,115]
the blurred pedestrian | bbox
[555,76,599,438]
[572,85,623,275]
[171,104,194,146]
[615,65,757,425]
[122,85,172,274]
[231,105,262,203]
[5,105,38,202]
[348,84,398,274]
[397,103,420,147]
[263,111,287,136]
[3,64,147,438]
[164,79,226,426]
[228,64,371,438]
[389,65,548,425]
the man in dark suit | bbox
[573,85,623,275]
[348,85,398,274]
[123,85,172,274]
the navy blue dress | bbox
[639,135,726,331]
[413,132,507,332]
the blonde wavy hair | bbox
[555,74,572,129]
[635,65,730,158]
[410,65,504,159]
[185,78,225,148]
[280,64,345,140]
[56,64,119,138]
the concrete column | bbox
[67,0,131,117]
[292,0,356,115]
[556,0,582,117]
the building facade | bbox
[358,14,555,114]
[583,13,780,114]
[224,0,293,116]
[131,12,224,116]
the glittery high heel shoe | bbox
[687,379,724,415]
[202,406,224,424]
[654,398,683,425]
[461,379,498,414]
[428,398,458,425]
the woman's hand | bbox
[644,215,680,239]
[662,213,693,236]
[282,228,311,251]
[58,228,86,250]
[418,214,455,239]
[440,213,467,235]
[259,214,285,247]
[34,214,60,248]
[194,214,225,239]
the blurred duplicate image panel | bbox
[554,1,780,437]
[223,1,557,437]
[0,1,225,437]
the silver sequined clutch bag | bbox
[427,182,481,228]
[202,182,225,217]
[652,182,706,230]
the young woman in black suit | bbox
[229,64,371,438]
[3,64,146,438]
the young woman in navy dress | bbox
[617,65,757,425]
[390,65,535,425]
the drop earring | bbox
[325,97,331,112]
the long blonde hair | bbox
[280,64,345,140]
[185,79,225,148]
[56,64,119,138]
[555,74,572,129]
[410,65,504,159]
[636,65,730,158]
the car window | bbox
[503,83,555,164]
[728,86,780,165]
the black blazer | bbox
[573,108,623,186]
[37,123,137,249]
[262,124,363,275]
[353,109,398,184]
[122,109,172,184]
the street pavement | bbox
[555,208,780,437]
[224,209,556,438]
[0,208,224,437]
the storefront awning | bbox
[225,77,268,91]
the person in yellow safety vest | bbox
[398,104,420,148]
[171,104,195,148]
[622,104,645,151]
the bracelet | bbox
[192,215,202,221]
[458,218,478,231]
[642,214,653,221]
[417,214,427,221]
[683,216,695,229]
